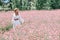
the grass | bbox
[0,23,13,34]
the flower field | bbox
[0,10,60,40]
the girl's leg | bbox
[13,25,17,39]
[13,25,16,32]
[13,25,19,40]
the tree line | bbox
[0,0,60,10]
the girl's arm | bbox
[19,16,24,24]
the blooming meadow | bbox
[0,10,60,40]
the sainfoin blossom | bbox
[0,10,60,40]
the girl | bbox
[12,8,24,30]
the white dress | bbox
[12,13,24,27]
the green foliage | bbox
[0,24,13,33]
[0,0,2,6]
[4,24,12,31]
[0,0,60,10]
[51,0,60,9]
[36,0,47,10]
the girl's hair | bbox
[14,8,19,11]
[14,8,19,15]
